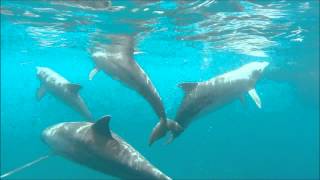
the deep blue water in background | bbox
[1,0,319,179]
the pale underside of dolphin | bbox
[88,34,181,145]
[36,66,93,121]
[164,61,269,144]
[42,115,172,180]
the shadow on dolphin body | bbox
[158,61,270,144]
[88,34,181,146]
[36,66,93,121]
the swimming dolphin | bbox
[164,61,269,144]
[42,115,172,180]
[36,66,93,121]
[89,34,181,146]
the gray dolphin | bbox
[42,115,172,180]
[163,61,269,144]
[36,66,93,121]
[89,34,181,146]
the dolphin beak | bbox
[36,66,43,73]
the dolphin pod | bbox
[42,115,171,180]
[88,34,181,146]
[36,67,93,121]
[159,61,269,144]
[23,58,269,179]
[2,38,270,178]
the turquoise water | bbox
[1,0,319,179]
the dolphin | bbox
[36,66,93,121]
[42,115,172,180]
[89,34,181,145]
[163,61,269,144]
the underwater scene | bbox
[1,0,319,179]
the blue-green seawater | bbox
[1,0,319,179]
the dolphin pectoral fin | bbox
[36,85,47,101]
[248,88,262,108]
[92,115,112,137]
[66,83,82,94]
[179,82,198,94]
[89,67,99,80]
[165,134,174,145]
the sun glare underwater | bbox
[1,0,319,179]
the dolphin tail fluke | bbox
[165,120,183,144]
[166,119,183,135]
[149,119,183,146]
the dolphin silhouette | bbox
[89,34,181,146]
[42,115,172,179]
[163,61,269,144]
[36,66,93,121]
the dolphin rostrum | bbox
[163,61,269,144]
[36,66,93,121]
[42,115,172,179]
[89,34,181,145]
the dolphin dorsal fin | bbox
[179,82,198,94]
[66,83,82,94]
[92,115,112,136]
